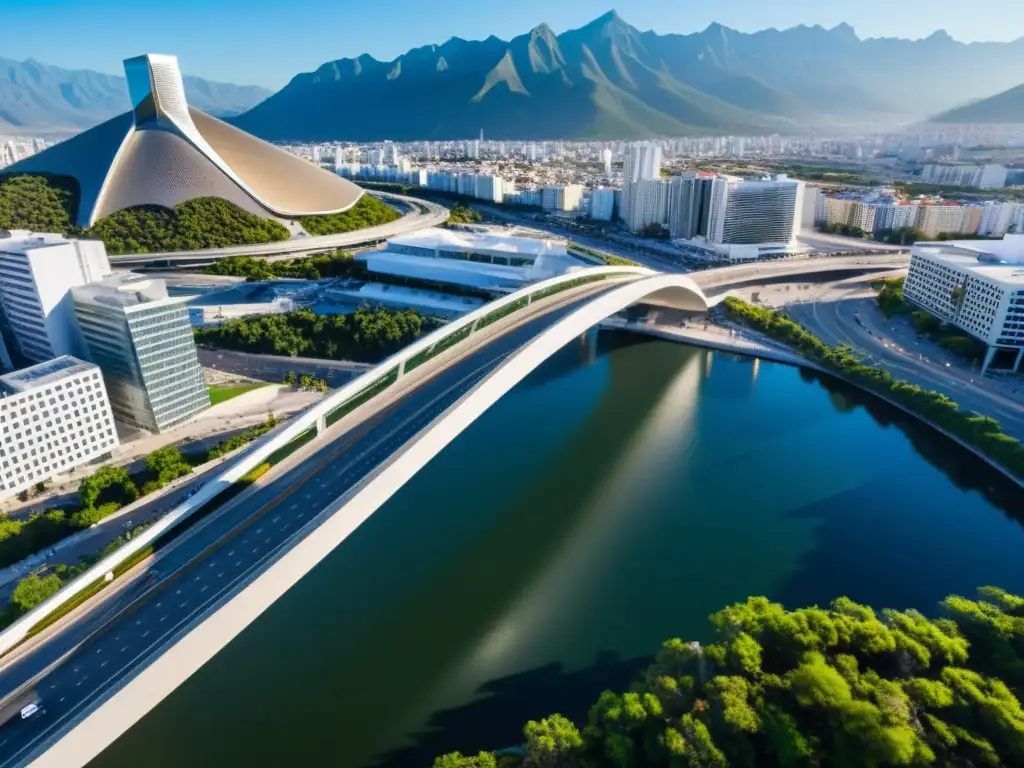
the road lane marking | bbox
[217,572,224,579]
[100,660,108,668]
[120,645,129,653]
[200,585,208,594]
[159,616,167,623]
[142,630,151,638]
[235,560,242,566]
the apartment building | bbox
[0,356,118,502]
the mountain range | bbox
[232,10,1024,141]
[932,83,1024,124]
[0,57,272,135]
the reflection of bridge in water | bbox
[7,268,712,768]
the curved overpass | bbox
[3,269,706,768]
[107,192,450,267]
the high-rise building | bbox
[624,142,662,184]
[601,148,613,176]
[540,184,583,212]
[625,180,669,234]
[0,356,119,502]
[72,275,209,433]
[0,231,112,367]
[715,177,803,245]
[668,174,715,241]
[589,188,616,221]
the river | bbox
[91,331,1024,767]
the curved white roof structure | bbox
[6,54,364,227]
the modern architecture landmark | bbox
[5,54,364,228]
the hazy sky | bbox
[5,0,1023,89]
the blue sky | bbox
[5,0,1023,89]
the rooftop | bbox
[0,356,97,394]
[914,235,1024,288]
[387,227,568,258]
[72,273,181,311]
[0,230,78,253]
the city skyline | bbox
[3,0,1023,89]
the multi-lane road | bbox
[786,277,1024,441]
[0,284,622,767]
[108,193,449,267]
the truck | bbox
[0,688,44,730]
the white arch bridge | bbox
[3,267,709,768]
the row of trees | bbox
[436,587,1024,768]
[86,197,290,254]
[195,306,436,364]
[722,297,1024,479]
[204,251,360,282]
[874,279,987,364]
[299,194,400,236]
[0,445,196,573]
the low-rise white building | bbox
[903,235,1024,371]
[362,227,587,291]
[0,356,118,502]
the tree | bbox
[435,587,1024,768]
[11,573,62,613]
[432,753,497,768]
[524,714,582,767]
[300,195,400,236]
[283,371,297,387]
[145,445,193,486]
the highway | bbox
[108,193,449,267]
[785,277,1024,441]
[0,284,624,768]
[197,349,372,388]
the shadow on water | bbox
[798,368,1024,521]
[370,652,648,768]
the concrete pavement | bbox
[197,348,373,388]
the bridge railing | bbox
[0,265,653,657]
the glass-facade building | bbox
[72,276,209,433]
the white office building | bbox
[0,231,112,366]
[72,275,209,433]
[624,179,669,234]
[601,148,613,176]
[0,356,118,502]
[589,188,616,221]
[903,235,1024,372]
[364,227,586,291]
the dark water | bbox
[93,332,1024,767]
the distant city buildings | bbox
[921,163,1008,190]
[72,275,209,433]
[903,235,1024,372]
[0,137,50,170]
[0,356,118,503]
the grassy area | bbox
[208,382,269,406]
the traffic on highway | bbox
[0,284,623,767]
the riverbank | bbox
[717,297,1024,490]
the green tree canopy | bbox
[438,588,1024,768]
